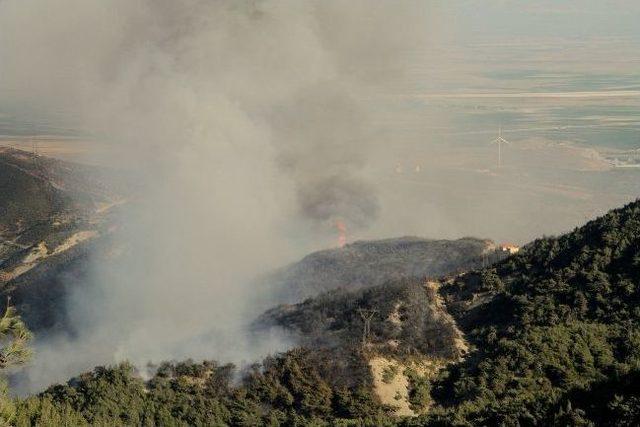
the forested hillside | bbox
[427,198,640,425]
[15,353,396,426]
[7,199,640,426]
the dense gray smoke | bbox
[269,84,379,228]
[297,175,379,230]
[0,0,434,390]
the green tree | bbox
[0,303,32,426]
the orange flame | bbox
[336,220,347,248]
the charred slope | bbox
[254,277,470,417]
[257,279,465,361]
[250,236,504,415]
[262,236,495,304]
[253,237,488,395]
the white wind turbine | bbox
[490,126,510,169]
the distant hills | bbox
[0,147,124,233]
[0,147,125,331]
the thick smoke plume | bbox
[0,0,433,390]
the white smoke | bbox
[0,0,437,391]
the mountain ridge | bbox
[260,235,501,306]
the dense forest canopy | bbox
[3,199,640,425]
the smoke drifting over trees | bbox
[0,0,434,390]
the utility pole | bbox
[358,308,377,347]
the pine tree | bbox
[0,302,32,426]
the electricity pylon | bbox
[358,308,377,347]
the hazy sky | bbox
[2,1,640,134]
